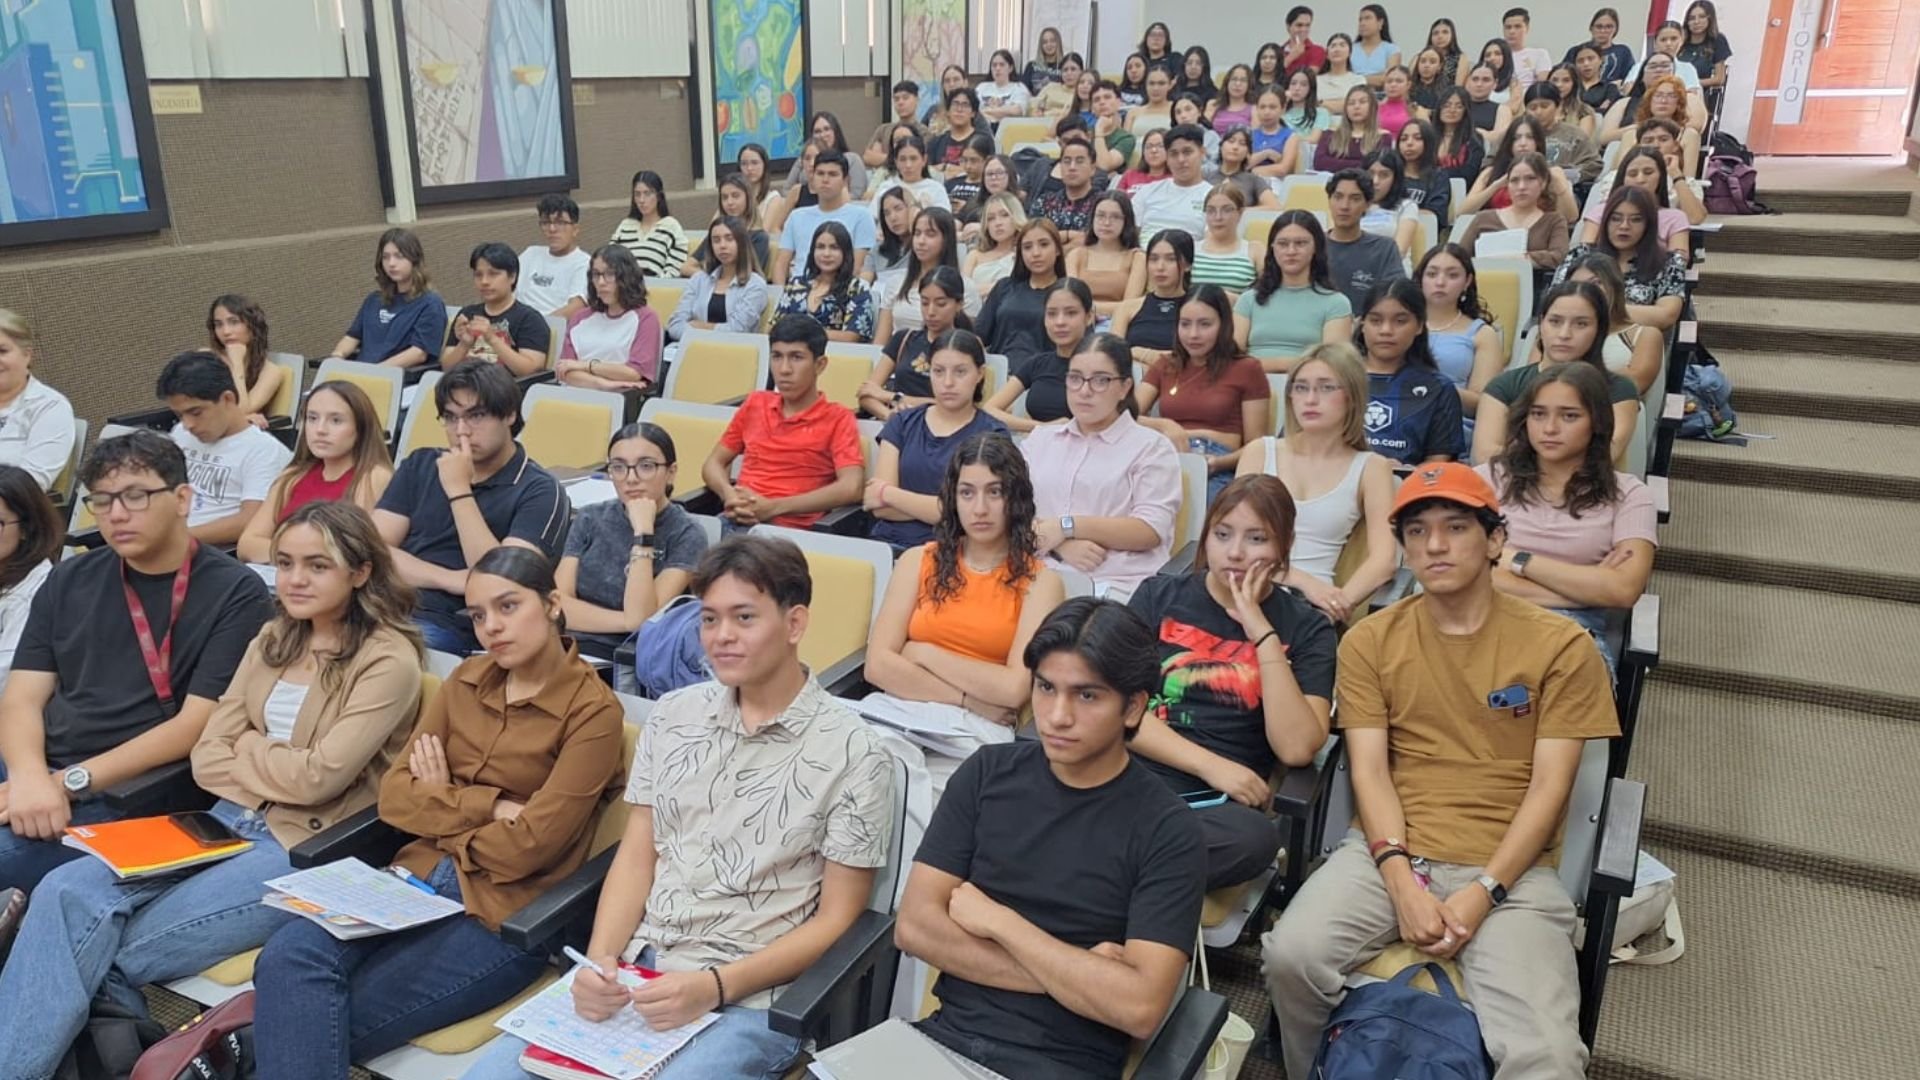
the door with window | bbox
[1748,0,1920,154]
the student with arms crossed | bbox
[0,502,421,1078]
[516,194,592,318]
[553,244,665,393]
[442,242,554,378]
[330,228,448,370]
[236,380,394,564]
[702,316,865,531]
[253,547,622,1080]
[1263,462,1617,1080]
[375,361,566,653]
[1126,476,1335,889]
[895,597,1205,1080]
[0,432,271,893]
[463,536,893,1080]
[158,351,294,546]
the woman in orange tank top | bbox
[864,433,1064,735]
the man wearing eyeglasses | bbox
[374,360,566,654]
[516,193,591,319]
[0,432,271,898]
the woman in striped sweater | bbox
[609,169,688,278]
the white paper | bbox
[1634,850,1676,890]
[566,478,618,510]
[264,858,465,931]
[1473,228,1530,258]
[496,968,719,1080]
[248,563,276,587]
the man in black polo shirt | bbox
[375,360,565,653]
[0,432,271,892]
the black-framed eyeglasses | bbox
[606,459,667,479]
[1065,373,1125,392]
[82,487,172,513]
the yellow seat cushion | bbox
[795,550,873,674]
[201,948,261,986]
[524,399,616,469]
[1357,944,1468,999]
[1201,879,1258,929]
[649,410,732,498]
[817,353,872,411]
[403,404,452,455]
[587,722,643,855]
[330,370,397,433]
[673,342,761,404]
[1283,185,1329,214]
[647,286,685,328]
[1478,269,1521,352]
[410,969,559,1054]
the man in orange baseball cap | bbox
[1262,461,1618,1079]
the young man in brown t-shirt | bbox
[1262,462,1617,1079]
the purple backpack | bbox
[1704,155,1768,215]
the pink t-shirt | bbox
[1582,202,1692,248]
[1475,464,1658,566]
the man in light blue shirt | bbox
[772,151,876,284]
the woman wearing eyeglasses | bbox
[554,423,708,688]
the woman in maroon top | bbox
[1134,284,1271,502]
[237,380,395,563]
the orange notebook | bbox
[62,815,252,879]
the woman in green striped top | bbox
[609,170,689,279]
[1190,183,1257,296]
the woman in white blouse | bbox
[0,311,76,492]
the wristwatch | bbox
[61,765,92,797]
[1475,873,1508,906]
[1510,551,1533,578]
[1059,515,1076,539]
[630,532,656,548]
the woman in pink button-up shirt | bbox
[1022,320,1183,602]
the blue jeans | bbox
[417,609,479,655]
[1554,606,1620,684]
[0,800,293,1080]
[462,945,802,1080]
[252,856,548,1080]
[1188,437,1235,504]
[0,760,123,892]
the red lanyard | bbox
[123,540,197,708]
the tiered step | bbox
[1660,481,1920,604]
[1650,571,1918,721]
[1757,188,1913,216]
[1706,212,1920,260]
[1709,349,1920,427]
[1692,296,1920,359]
[1692,252,1920,305]
[1670,412,1920,501]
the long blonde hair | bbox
[1328,86,1384,158]
[0,309,33,351]
[977,192,1028,255]
[1283,342,1371,452]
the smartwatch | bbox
[62,765,92,797]
[1510,551,1533,578]
[1475,873,1508,907]
[631,532,656,548]
[1059,515,1076,539]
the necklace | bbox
[1430,310,1466,334]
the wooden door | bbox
[1748,0,1920,155]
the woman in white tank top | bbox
[1236,343,1400,623]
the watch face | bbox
[63,767,88,792]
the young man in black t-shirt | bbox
[0,432,271,892]
[897,598,1204,1080]
[440,241,553,377]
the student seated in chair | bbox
[375,361,566,654]
[441,242,554,378]
[236,380,395,565]
[0,310,77,493]
[1125,475,1335,889]
[0,502,422,1077]
[0,432,271,894]
[1262,462,1617,1080]
[516,194,592,319]
[463,535,893,1080]
[205,294,286,428]
[252,547,624,1079]
[554,244,664,394]
[702,316,865,531]
[159,350,294,547]
[328,228,448,370]
[895,597,1205,1080]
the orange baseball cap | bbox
[1390,462,1501,520]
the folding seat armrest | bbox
[675,489,723,516]
[289,805,409,869]
[819,649,869,699]
[103,406,177,433]
[1624,594,1660,668]
[100,760,213,815]
[1159,540,1199,576]
[1648,474,1671,525]
[1130,987,1230,1080]
[1591,778,1645,898]
[514,370,557,390]
[1272,750,1336,821]
[501,847,617,954]
[769,909,897,1043]
[810,505,870,537]
[1660,393,1685,425]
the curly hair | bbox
[206,294,269,396]
[927,431,1039,607]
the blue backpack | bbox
[630,594,710,698]
[1310,962,1491,1080]
[1679,362,1736,440]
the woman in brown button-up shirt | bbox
[253,546,624,1079]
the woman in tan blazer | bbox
[0,501,423,1080]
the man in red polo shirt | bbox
[702,315,865,529]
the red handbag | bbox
[132,990,256,1080]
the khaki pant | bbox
[1261,835,1588,1079]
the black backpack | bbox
[1709,131,1754,166]
[55,994,167,1080]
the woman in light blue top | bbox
[666,216,770,341]
[1418,243,1503,446]
[1351,4,1400,88]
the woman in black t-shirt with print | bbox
[1126,474,1336,890]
